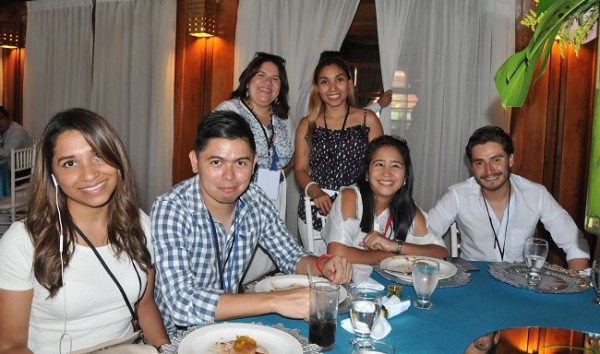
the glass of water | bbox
[523,238,549,286]
[412,259,440,309]
[592,259,600,304]
[349,288,382,344]
[352,340,395,354]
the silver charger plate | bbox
[488,262,589,294]
[374,264,471,288]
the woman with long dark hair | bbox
[0,108,168,353]
[294,51,383,255]
[322,135,447,264]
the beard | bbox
[476,168,511,193]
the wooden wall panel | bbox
[172,0,238,184]
[511,0,598,264]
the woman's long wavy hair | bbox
[306,51,357,143]
[356,136,417,242]
[230,53,290,119]
[26,108,152,298]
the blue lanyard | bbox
[208,205,240,292]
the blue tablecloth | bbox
[228,262,600,353]
[0,159,9,197]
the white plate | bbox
[379,255,457,282]
[254,274,348,304]
[178,323,303,354]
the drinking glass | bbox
[349,288,382,344]
[352,340,395,354]
[523,238,549,286]
[412,259,440,309]
[309,281,339,352]
[592,259,600,304]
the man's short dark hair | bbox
[195,110,256,154]
[465,125,514,162]
[0,106,9,120]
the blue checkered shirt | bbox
[151,175,308,337]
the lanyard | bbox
[384,213,392,237]
[242,100,275,156]
[208,206,240,292]
[482,183,511,260]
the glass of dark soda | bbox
[309,281,339,351]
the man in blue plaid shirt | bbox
[151,111,352,336]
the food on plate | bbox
[209,335,268,354]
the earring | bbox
[366,176,369,182]
[403,180,406,186]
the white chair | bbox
[303,195,319,253]
[31,136,41,148]
[303,188,339,254]
[0,146,36,234]
[449,222,461,257]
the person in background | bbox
[0,108,169,353]
[213,52,293,283]
[427,125,589,270]
[151,111,352,337]
[0,106,32,160]
[323,135,447,265]
[294,51,384,255]
[365,89,393,114]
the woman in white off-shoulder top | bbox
[322,135,448,265]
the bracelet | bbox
[395,240,404,255]
[304,181,318,198]
[316,254,334,274]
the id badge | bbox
[256,168,280,200]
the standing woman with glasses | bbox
[322,136,448,265]
[295,51,384,255]
[214,52,293,282]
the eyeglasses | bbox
[254,52,286,66]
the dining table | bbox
[212,261,600,354]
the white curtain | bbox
[23,0,93,137]
[234,0,359,236]
[375,0,515,210]
[92,0,176,210]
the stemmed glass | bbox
[592,259,600,304]
[412,259,440,309]
[352,340,395,354]
[523,238,549,286]
[349,288,382,345]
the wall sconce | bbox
[187,0,218,38]
[0,22,22,49]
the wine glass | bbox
[523,238,549,286]
[412,259,440,309]
[349,288,382,344]
[352,340,395,354]
[592,259,600,304]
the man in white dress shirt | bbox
[427,125,589,270]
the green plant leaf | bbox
[495,0,595,107]
[538,0,556,15]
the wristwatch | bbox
[395,240,404,255]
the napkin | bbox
[341,295,411,340]
[352,264,385,291]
